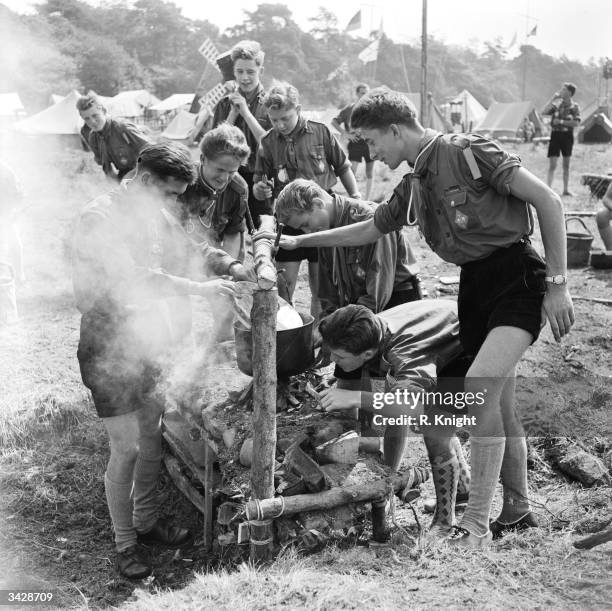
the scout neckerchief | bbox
[405,130,442,227]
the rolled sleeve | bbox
[326,128,350,175]
[373,178,410,234]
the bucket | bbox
[234,311,315,378]
[0,262,18,325]
[566,217,594,268]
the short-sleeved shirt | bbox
[73,186,237,321]
[373,130,531,265]
[213,84,271,174]
[333,103,368,145]
[81,118,151,178]
[544,100,581,133]
[318,194,418,316]
[254,117,350,198]
[178,167,248,245]
[365,299,463,393]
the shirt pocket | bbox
[441,186,480,232]
[309,146,328,175]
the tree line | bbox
[0,0,605,113]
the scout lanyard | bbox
[405,134,441,226]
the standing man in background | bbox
[212,40,271,230]
[332,84,375,200]
[543,82,581,196]
[77,92,152,182]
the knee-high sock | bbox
[498,436,530,521]
[452,436,471,496]
[104,472,136,552]
[459,436,505,536]
[132,453,161,533]
[429,451,459,535]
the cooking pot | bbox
[234,311,315,378]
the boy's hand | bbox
[228,93,248,115]
[195,278,237,298]
[253,230,300,250]
[320,388,361,412]
[542,285,574,342]
[229,263,256,282]
[253,180,273,200]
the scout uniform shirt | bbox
[81,118,151,179]
[178,166,249,247]
[544,99,581,133]
[373,129,532,266]
[213,84,271,174]
[318,194,419,317]
[254,117,350,198]
[366,299,463,394]
[73,184,238,356]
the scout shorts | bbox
[77,311,161,418]
[348,139,372,164]
[458,239,546,357]
[547,131,574,158]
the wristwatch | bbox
[544,274,567,285]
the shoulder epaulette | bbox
[229,172,248,195]
[447,134,482,180]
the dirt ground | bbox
[0,139,611,609]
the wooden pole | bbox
[250,214,277,561]
[420,0,427,125]
[245,468,428,520]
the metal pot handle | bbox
[565,216,593,237]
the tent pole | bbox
[420,0,428,125]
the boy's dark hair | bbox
[275,179,325,222]
[200,124,250,163]
[351,87,418,131]
[356,83,369,94]
[231,40,265,66]
[564,82,577,96]
[137,142,196,184]
[263,84,300,111]
[319,304,381,355]
[76,91,105,113]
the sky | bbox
[2,0,611,64]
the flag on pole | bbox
[508,32,517,47]
[370,17,384,39]
[528,25,537,36]
[358,38,380,64]
[345,10,361,32]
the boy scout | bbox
[77,92,151,181]
[73,142,249,579]
[318,300,472,539]
[542,82,581,195]
[212,40,271,229]
[262,88,574,548]
[332,83,375,199]
[178,124,250,260]
[274,178,420,320]
[176,123,251,341]
[253,83,360,313]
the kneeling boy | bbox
[319,300,472,538]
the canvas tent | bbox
[151,94,194,113]
[99,90,160,119]
[0,92,25,118]
[162,109,198,140]
[14,90,82,135]
[449,90,487,131]
[475,101,545,139]
[578,104,612,143]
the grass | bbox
[0,139,611,609]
